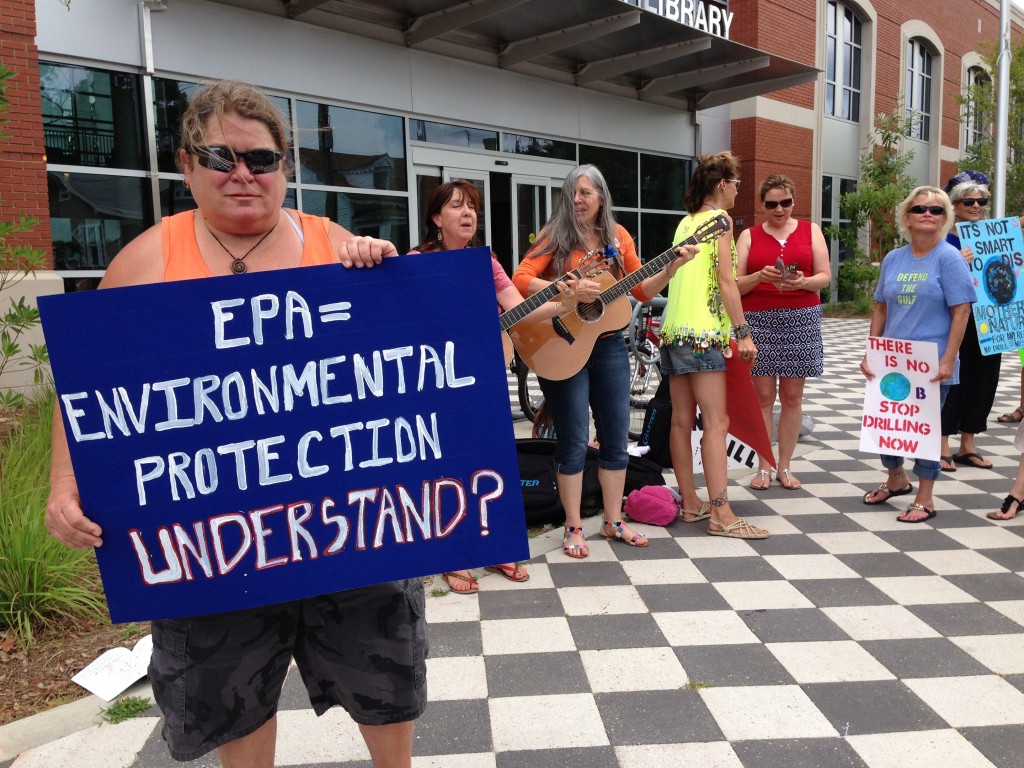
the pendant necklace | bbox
[205,220,278,274]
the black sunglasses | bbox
[764,198,794,210]
[959,197,989,207]
[195,146,284,175]
[908,205,945,216]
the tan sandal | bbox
[679,501,712,523]
[707,518,769,539]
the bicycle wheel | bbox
[628,341,662,440]
[517,361,545,424]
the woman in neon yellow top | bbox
[660,151,768,540]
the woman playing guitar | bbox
[512,165,696,559]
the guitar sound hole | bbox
[577,301,605,323]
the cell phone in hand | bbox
[775,257,799,287]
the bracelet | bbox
[733,323,752,339]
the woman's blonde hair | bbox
[175,80,291,175]
[896,186,954,241]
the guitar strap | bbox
[609,252,626,280]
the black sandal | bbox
[987,494,1024,520]
[863,470,914,505]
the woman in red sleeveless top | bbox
[735,174,831,491]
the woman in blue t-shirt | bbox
[860,186,976,522]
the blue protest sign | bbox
[956,216,1024,355]
[39,248,528,623]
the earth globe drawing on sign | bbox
[880,372,911,402]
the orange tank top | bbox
[161,210,336,281]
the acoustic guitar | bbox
[506,214,730,380]
[498,254,611,364]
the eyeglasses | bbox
[959,197,989,207]
[763,198,794,210]
[727,179,741,187]
[194,146,284,175]
[908,205,945,216]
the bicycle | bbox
[512,349,544,424]
[625,297,666,440]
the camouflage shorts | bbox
[148,579,428,761]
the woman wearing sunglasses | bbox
[46,81,426,768]
[938,170,1000,471]
[735,174,831,491]
[660,151,768,539]
[860,186,975,523]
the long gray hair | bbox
[526,164,618,276]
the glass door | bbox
[511,175,552,267]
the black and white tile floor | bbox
[7,319,1024,768]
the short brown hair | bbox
[759,173,795,201]
[176,80,290,174]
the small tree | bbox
[959,39,1024,215]
[0,64,50,411]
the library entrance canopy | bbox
[230,0,819,110]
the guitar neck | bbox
[500,266,581,330]
[598,234,702,303]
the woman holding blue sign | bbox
[860,186,976,522]
[938,170,1000,471]
[46,81,423,768]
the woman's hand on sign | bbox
[931,356,955,383]
[337,234,398,268]
[860,353,875,380]
[46,478,103,549]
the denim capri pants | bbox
[538,333,630,475]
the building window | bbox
[411,119,498,151]
[48,172,151,271]
[579,145,638,208]
[296,101,407,191]
[821,175,858,300]
[501,133,576,161]
[825,1,862,122]
[41,63,145,170]
[906,39,933,141]
[964,66,991,148]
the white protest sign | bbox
[72,635,153,702]
[860,336,940,461]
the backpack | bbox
[637,374,672,468]
[624,455,667,493]
[516,438,602,525]
[624,485,680,526]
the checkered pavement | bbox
[7,318,1024,768]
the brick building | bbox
[1,0,1022,298]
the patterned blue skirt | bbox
[747,304,824,378]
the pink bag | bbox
[624,485,679,526]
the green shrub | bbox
[0,388,106,647]
[837,250,880,303]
